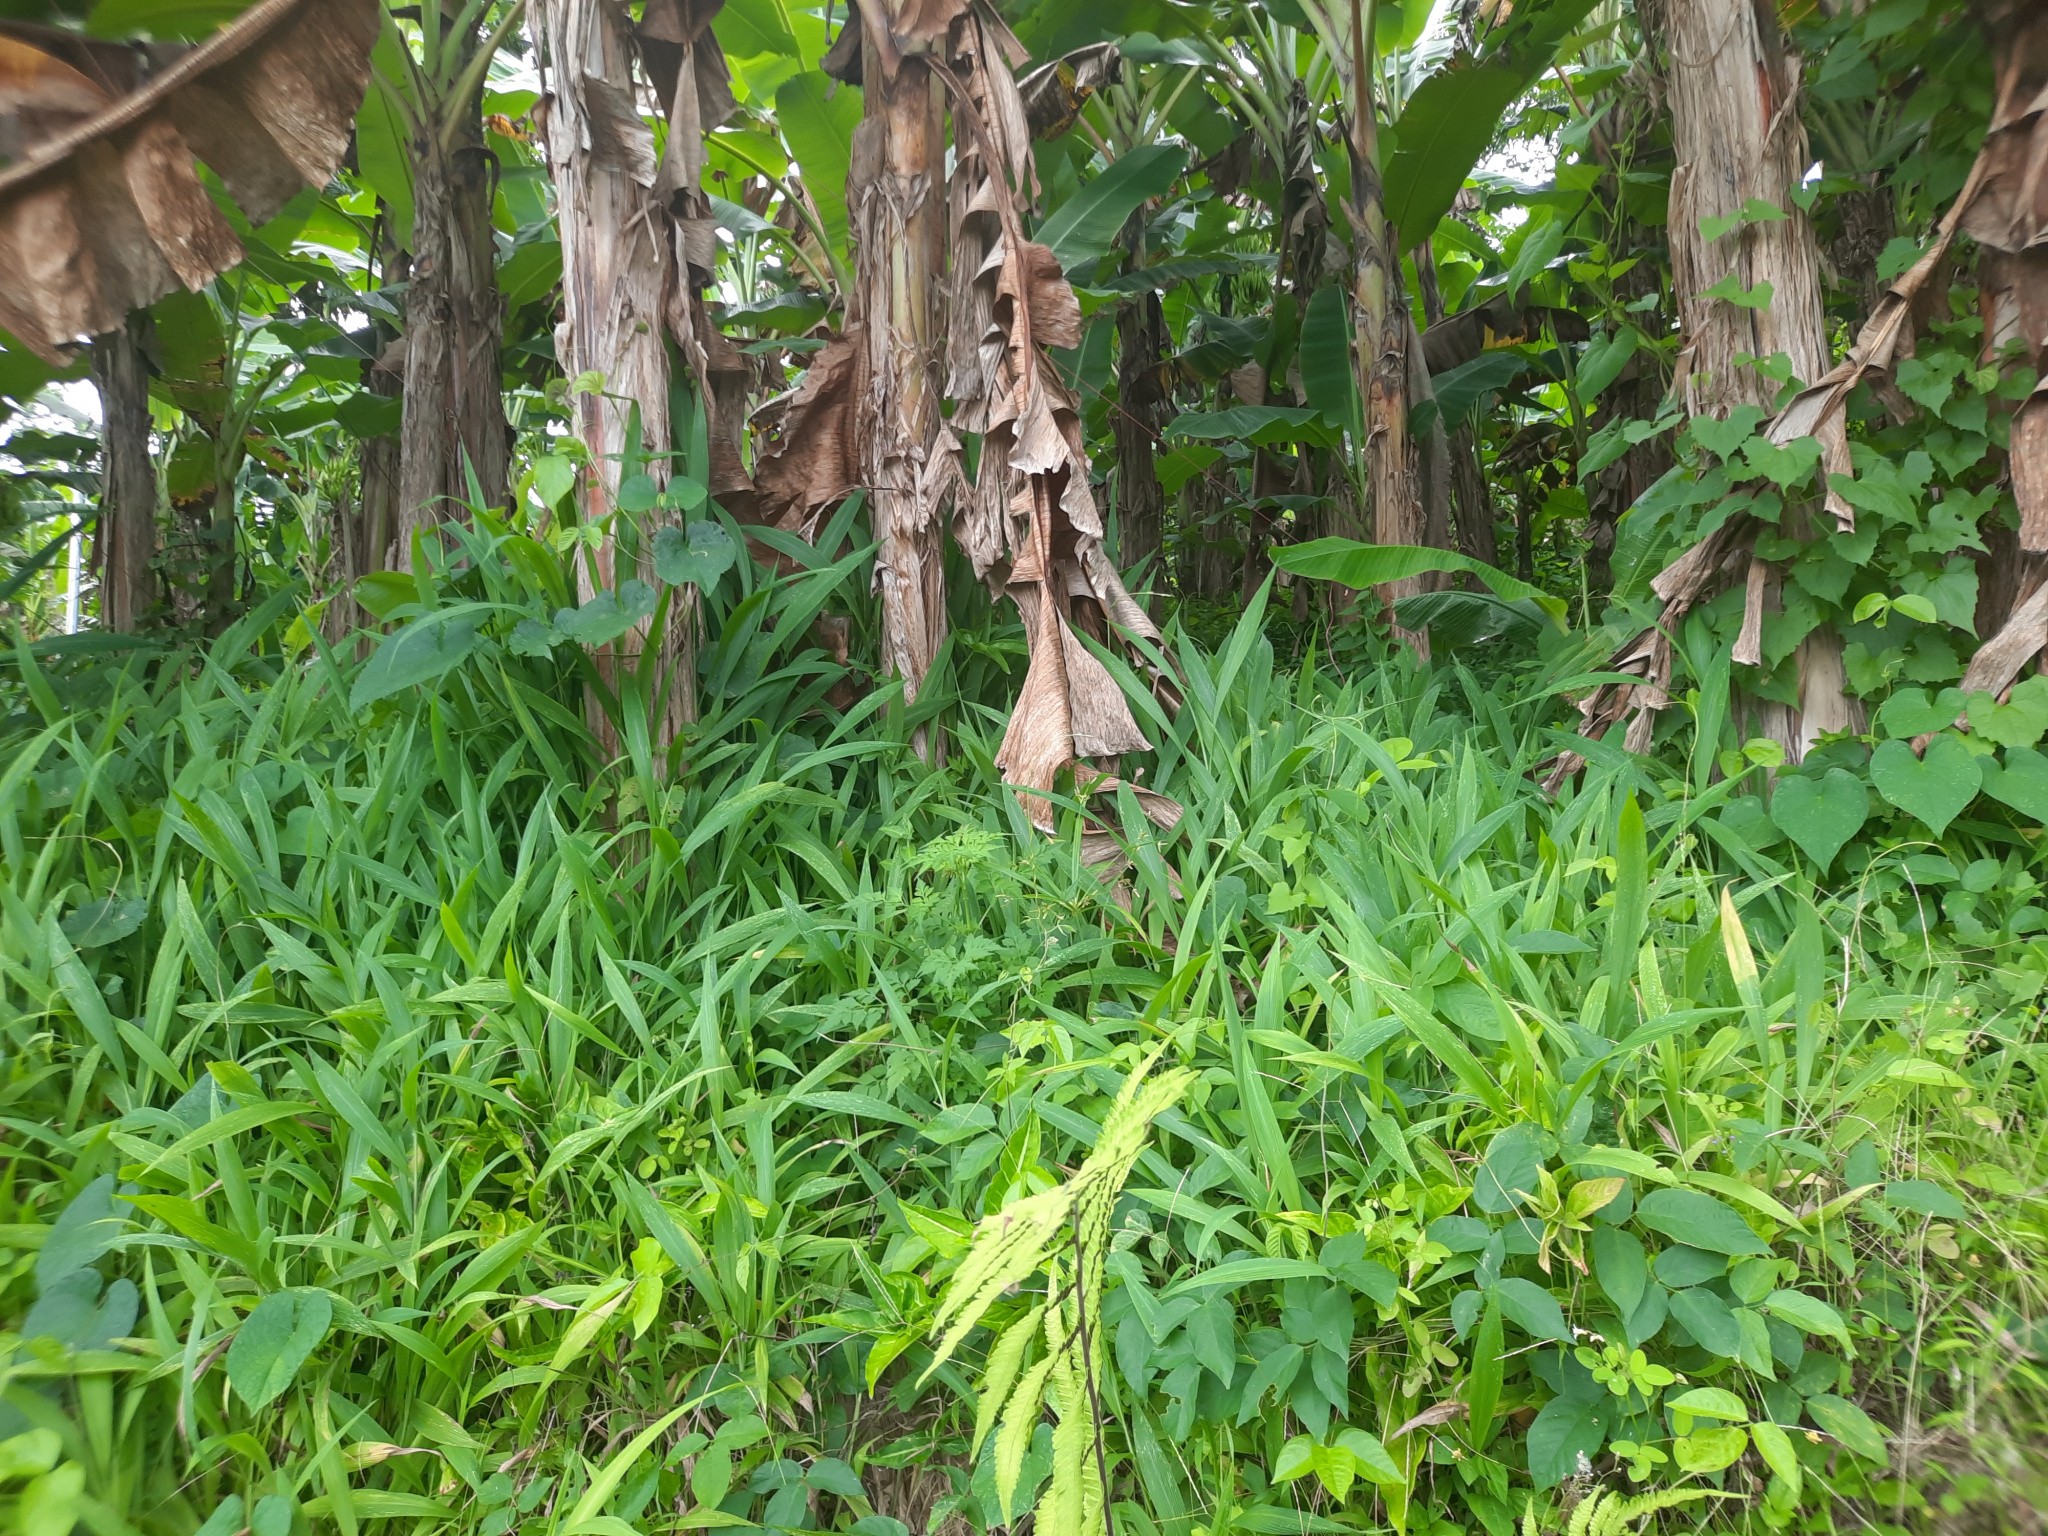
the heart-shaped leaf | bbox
[1965,675,2048,748]
[532,454,579,508]
[554,581,657,646]
[1685,406,1769,461]
[1983,746,2048,822]
[665,476,709,514]
[1768,769,1868,869]
[227,1289,332,1411]
[61,896,149,948]
[616,473,659,514]
[1876,686,1965,738]
[351,609,483,710]
[508,618,560,658]
[653,522,739,589]
[1870,734,1982,835]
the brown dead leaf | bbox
[941,0,1177,839]
[746,329,865,538]
[1018,43,1119,140]
[0,0,378,361]
[1390,1401,1468,1441]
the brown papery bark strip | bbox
[853,0,951,758]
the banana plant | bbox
[359,0,530,532]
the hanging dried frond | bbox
[639,0,753,511]
[941,0,1177,853]
[745,330,866,540]
[1017,42,1119,140]
[0,0,379,362]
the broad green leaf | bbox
[1667,1387,1747,1422]
[718,0,800,57]
[60,897,148,949]
[1381,0,1601,246]
[617,474,659,514]
[1769,770,1868,869]
[1702,273,1775,309]
[1299,286,1357,432]
[1764,1290,1851,1347]
[1334,1428,1401,1487]
[654,523,739,589]
[1576,327,1640,399]
[1036,144,1188,272]
[1165,405,1336,449]
[1473,1122,1552,1214]
[1804,1394,1889,1463]
[776,73,859,259]
[1429,349,1530,430]
[1492,1278,1569,1343]
[1526,1393,1611,1489]
[226,1290,333,1411]
[1870,735,1982,835]
[1673,1425,1748,1474]
[1984,746,2048,819]
[533,454,580,508]
[555,583,657,647]
[1270,539,1566,623]
[1272,1434,1315,1484]
[351,609,485,710]
[1669,1287,1741,1358]
[1750,1420,1801,1496]
[1883,1179,1966,1219]
[1635,1189,1769,1256]
[36,1176,124,1289]
[1591,1227,1648,1317]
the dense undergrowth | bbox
[2,527,2045,1536]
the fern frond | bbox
[971,1302,1045,1458]
[1566,1487,1607,1536]
[923,1053,1193,1532]
[994,1353,1057,1522]
[1614,1488,1742,1527]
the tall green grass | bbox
[2,567,2043,1536]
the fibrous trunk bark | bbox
[1660,0,1859,761]
[326,222,404,646]
[396,106,508,550]
[90,310,156,630]
[1113,286,1168,608]
[1414,244,1495,568]
[1344,0,1426,656]
[854,3,948,757]
[538,0,697,753]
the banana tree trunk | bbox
[90,311,157,630]
[1414,243,1495,567]
[537,0,700,753]
[1114,286,1168,610]
[1344,0,1426,655]
[1659,0,1860,760]
[396,110,508,550]
[853,3,948,758]
[326,223,404,646]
